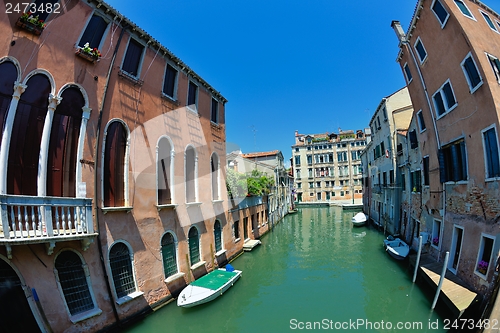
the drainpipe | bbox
[93,21,129,326]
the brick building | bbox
[392,0,500,302]
[0,1,239,332]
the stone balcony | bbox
[0,194,97,258]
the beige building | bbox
[291,129,368,204]
[392,0,500,304]
[362,87,413,234]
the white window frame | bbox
[403,62,413,83]
[481,124,500,181]
[162,62,179,101]
[107,240,143,305]
[120,37,146,79]
[416,110,426,133]
[461,52,483,93]
[76,12,111,51]
[186,80,199,113]
[431,0,450,28]
[414,37,428,64]
[475,233,495,278]
[480,10,499,33]
[454,0,475,20]
[156,135,176,208]
[433,79,457,119]
[448,225,465,274]
[486,52,500,83]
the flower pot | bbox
[75,48,99,63]
[16,17,44,35]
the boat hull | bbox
[383,238,409,260]
[177,269,242,308]
[351,213,367,227]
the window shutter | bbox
[438,149,446,183]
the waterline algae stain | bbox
[124,207,447,333]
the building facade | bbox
[392,0,500,302]
[292,129,368,204]
[0,1,239,332]
[362,87,413,234]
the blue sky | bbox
[105,0,500,165]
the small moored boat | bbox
[351,212,367,227]
[177,265,242,308]
[383,237,410,260]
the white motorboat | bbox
[351,212,367,227]
[383,237,410,260]
[177,265,242,308]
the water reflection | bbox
[125,207,446,333]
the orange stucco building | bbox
[0,1,241,332]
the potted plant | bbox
[477,260,488,275]
[76,42,102,63]
[16,12,46,35]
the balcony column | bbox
[37,94,62,196]
[0,82,27,194]
[75,107,91,197]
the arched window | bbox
[0,61,17,151]
[104,121,127,207]
[55,250,95,315]
[47,87,84,197]
[188,226,200,265]
[185,146,197,203]
[157,137,173,205]
[109,242,136,299]
[214,220,222,252]
[0,259,41,332]
[211,153,219,200]
[8,74,51,195]
[161,232,177,278]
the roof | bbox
[89,0,227,103]
[242,150,281,158]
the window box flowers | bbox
[432,237,439,246]
[477,260,488,275]
[16,12,46,35]
[75,42,102,63]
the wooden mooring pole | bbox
[413,236,423,283]
[431,251,449,310]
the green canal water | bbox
[124,207,449,332]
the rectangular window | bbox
[417,110,426,132]
[32,0,59,21]
[487,54,500,82]
[432,220,442,247]
[461,54,482,92]
[162,64,178,99]
[414,38,428,63]
[234,221,240,239]
[476,235,495,276]
[432,0,449,26]
[409,130,418,149]
[211,98,219,123]
[411,170,422,193]
[482,126,500,179]
[454,0,474,18]
[79,14,108,49]
[439,139,468,182]
[403,63,413,83]
[433,80,457,117]
[481,11,498,32]
[295,155,301,166]
[187,81,198,111]
[122,39,144,77]
[423,156,430,185]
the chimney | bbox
[391,20,407,44]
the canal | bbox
[124,207,449,332]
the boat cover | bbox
[190,270,239,291]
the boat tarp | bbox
[190,270,238,290]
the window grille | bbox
[109,243,135,298]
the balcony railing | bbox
[0,195,96,258]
